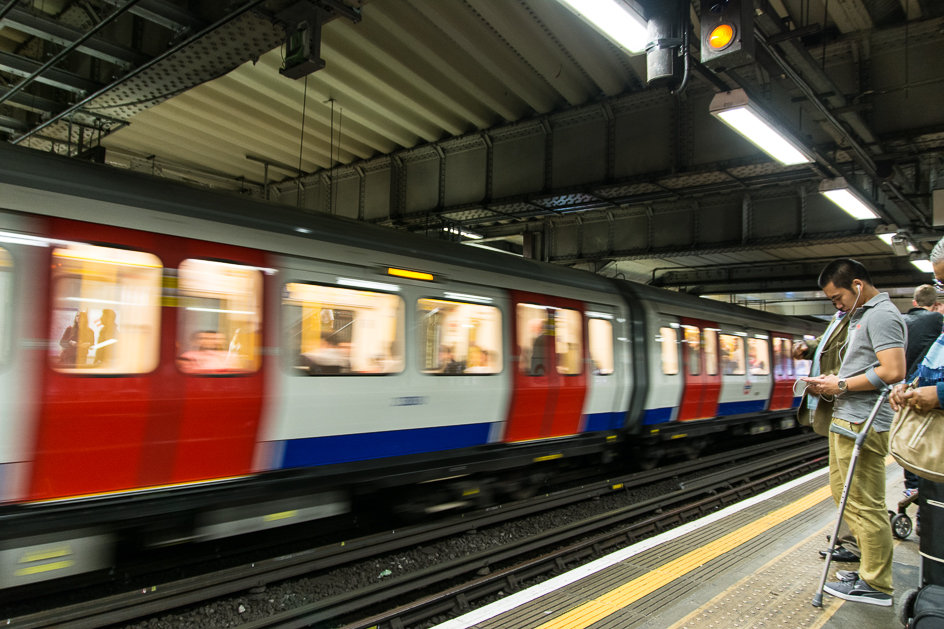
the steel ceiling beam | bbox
[0,85,62,114]
[1,6,148,68]
[99,0,205,33]
[0,51,101,94]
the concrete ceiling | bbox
[2,0,944,302]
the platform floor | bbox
[433,458,919,629]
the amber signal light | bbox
[387,267,434,281]
[708,23,734,49]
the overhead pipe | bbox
[0,0,144,109]
[13,0,268,146]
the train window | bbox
[682,325,700,375]
[555,308,583,375]
[0,248,10,364]
[517,304,549,376]
[704,328,718,376]
[418,298,502,374]
[49,244,162,374]
[283,282,404,375]
[659,327,679,375]
[719,334,745,375]
[794,334,814,376]
[748,337,770,375]
[177,260,262,375]
[588,318,614,375]
[773,338,794,378]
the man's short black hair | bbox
[818,258,873,290]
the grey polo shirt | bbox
[833,292,907,432]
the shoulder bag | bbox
[890,379,944,484]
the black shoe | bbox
[819,547,859,562]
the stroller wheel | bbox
[898,587,918,626]
[891,513,913,539]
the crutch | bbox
[812,386,891,607]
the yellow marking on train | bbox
[650,429,659,434]
[19,546,70,563]
[14,560,75,577]
[263,510,298,522]
[611,484,623,490]
[606,435,617,441]
[162,275,178,289]
[670,433,687,439]
[534,454,563,463]
[534,485,832,629]
[387,267,434,281]
[462,488,480,497]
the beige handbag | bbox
[889,380,944,483]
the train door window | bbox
[719,334,746,375]
[283,282,404,375]
[0,248,10,365]
[773,338,793,377]
[517,304,549,376]
[177,260,262,375]
[659,327,679,375]
[682,325,700,375]
[588,318,614,375]
[555,308,583,375]
[418,298,502,374]
[748,337,770,375]
[49,244,162,374]
[704,328,718,376]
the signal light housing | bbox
[701,0,753,68]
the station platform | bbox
[433,458,919,629]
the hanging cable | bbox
[333,106,342,215]
[297,75,309,207]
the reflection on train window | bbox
[719,334,745,375]
[283,282,404,375]
[682,325,700,375]
[517,304,549,376]
[794,334,814,376]
[177,260,262,375]
[704,328,718,376]
[773,338,794,378]
[554,308,582,375]
[588,318,614,375]
[748,337,770,375]
[49,244,162,374]
[418,298,502,374]
[0,248,11,365]
[659,327,679,375]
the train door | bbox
[504,291,587,442]
[642,318,682,426]
[769,334,795,410]
[745,332,773,411]
[582,308,622,431]
[677,318,721,421]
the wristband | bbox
[865,367,885,390]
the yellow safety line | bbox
[535,485,832,629]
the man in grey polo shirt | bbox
[802,258,906,607]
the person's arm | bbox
[807,347,906,395]
[793,336,820,360]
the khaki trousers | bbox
[828,418,894,594]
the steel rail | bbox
[11,0,268,145]
[247,450,830,629]
[0,0,18,24]
[8,435,825,629]
[0,0,144,109]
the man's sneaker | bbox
[823,578,893,606]
[818,547,859,562]
[836,570,858,581]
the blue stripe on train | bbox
[717,400,767,415]
[642,407,674,425]
[792,396,802,408]
[280,423,493,468]
[584,411,627,432]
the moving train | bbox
[0,143,821,589]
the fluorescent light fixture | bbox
[444,292,493,304]
[709,89,813,166]
[877,233,894,246]
[443,227,483,240]
[295,227,311,234]
[912,259,934,273]
[337,278,400,292]
[876,231,916,253]
[557,0,648,54]
[819,177,880,220]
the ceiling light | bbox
[709,89,813,166]
[443,227,483,240]
[818,177,880,220]
[877,233,894,246]
[557,0,649,54]
[912,259,934,273]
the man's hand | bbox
[802,374,840,396]
[792,341,808,360]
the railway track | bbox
[5,433,826,629]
